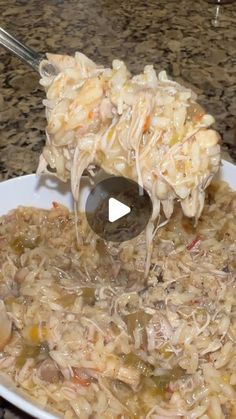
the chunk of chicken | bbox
[104,358,140,389]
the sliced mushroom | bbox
[37,358,61,383]
[14,267,29,283]
[0,300,12,350]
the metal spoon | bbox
[0,27,58,77]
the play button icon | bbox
[108,198,131,222]
[85,176,152,242]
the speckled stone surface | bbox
[0,0,236,417]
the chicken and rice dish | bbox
[0,53,235,418]
[0,180,235,418]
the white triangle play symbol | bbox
[108,197,131,223]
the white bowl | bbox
[0,159,235,419]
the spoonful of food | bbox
[0,25,221,223]
[0,26,221,277]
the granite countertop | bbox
[0,0,236,417]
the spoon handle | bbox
[0,27,42,71]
